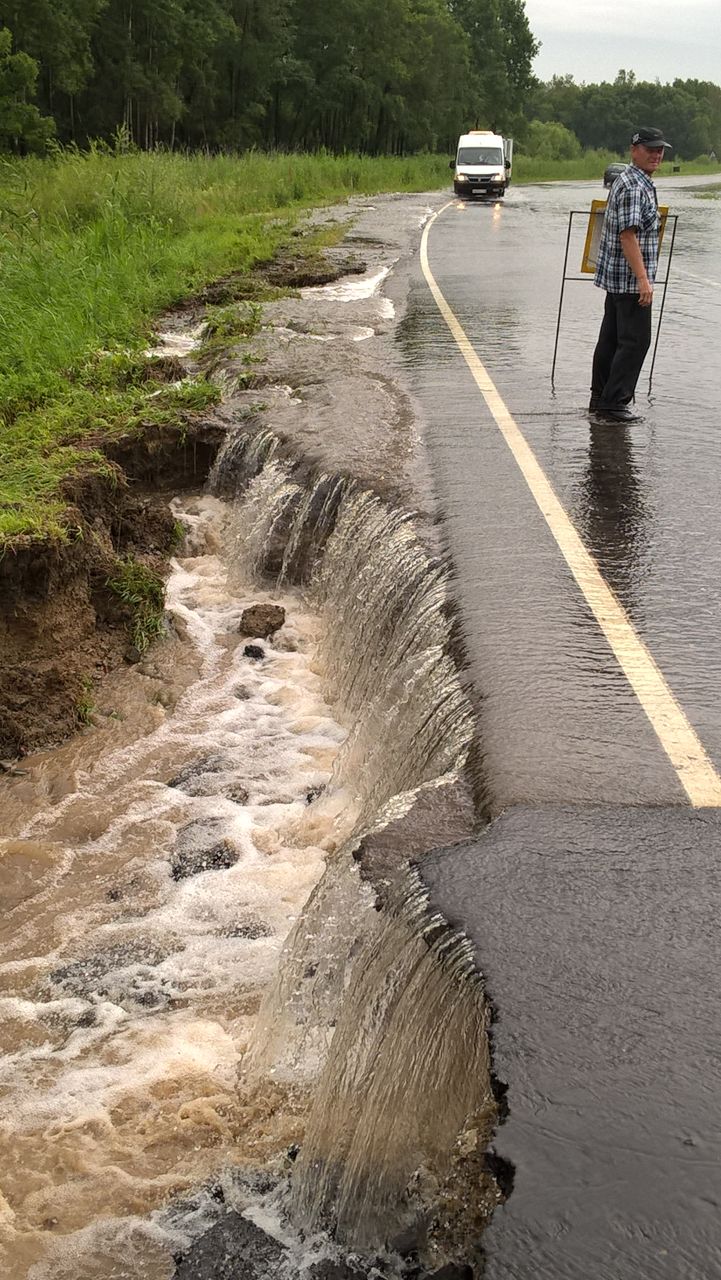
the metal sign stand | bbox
[550,209,678,397]
[646,213,678,395]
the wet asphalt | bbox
[421,806,721,1280]
[402,175,721,809]
[405,177,721,1276]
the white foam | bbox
[1,495,353,1175]
[9,1020,238,1129]
[272,326,337,343]
[301,266,392,303]
[147,323,205,358]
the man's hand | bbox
[638,278,653,307]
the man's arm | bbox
[619,228,653,306]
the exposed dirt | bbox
[0,235,374,760]
[103,417,226,490]
[0,454,195,758]
[255,248,366,289]
[0,412,233,758]
[181,247,365,310]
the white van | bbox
[450,130,513,199]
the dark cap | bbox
[631,126,672,150]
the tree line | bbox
[0,0,537,154]
[526,71,721,160]
[0,4,719,159]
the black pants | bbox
[591,292,652,406]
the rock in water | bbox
[167,753,230,794]
[223,782,250,804]
[422,1266,474,1280]
[173,1212,287,1279]
[171,819,239,880]
[218,916,272,939]
[244,644,265,661]
[307,1260,371,1279]
[171,839,237,880]
[239,603,286,638]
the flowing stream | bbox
[0,422,493,1279]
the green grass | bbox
[171,518,187,549]
[513,151,721,183]
[107,555,166,653]
[0,147,450,544]
[1,370,221,540]
[75,677,96,727]
[202,301,264,341]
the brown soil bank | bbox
[0,419,223,758]
[0,238,367,760]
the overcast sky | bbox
[524,0,721,85]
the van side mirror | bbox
[449,160,455,169]
[505,159,511,169]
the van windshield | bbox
[458,147,503,165]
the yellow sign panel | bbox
[581,200,669,274]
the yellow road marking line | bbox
[421,203,721,808]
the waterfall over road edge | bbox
[211,423,501,1264]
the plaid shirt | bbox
[594,163,659,293]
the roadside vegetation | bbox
[513,111,721,181]
[513,151,721,183]
[0,147,450,545]
[107,555,167,654]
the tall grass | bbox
[0,148,450,543]
[513,150,721,183]
[0,148,449,418]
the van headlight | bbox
[492,171,504,180]
[456,173,469,182]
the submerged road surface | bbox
[406,177,721,1277]
[404,176,721,810]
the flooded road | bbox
[404,175,721,809]
[408,176,721,1278]
[422,804,721,1280]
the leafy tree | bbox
[79,0,190,147]
[401,0,472,152]
[0,0,541,151]
[448,0,539,131]
[0,1,106,137]
[520,118,580,159]
[529,72,721,158]
[0,26,54,151]
[4,0,718,161]
[210,0,295,148]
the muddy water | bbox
[0,204,489,1279]
[0,495,357,1279]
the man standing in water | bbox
[590,126,672,422]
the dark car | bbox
[603,162,628,189]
